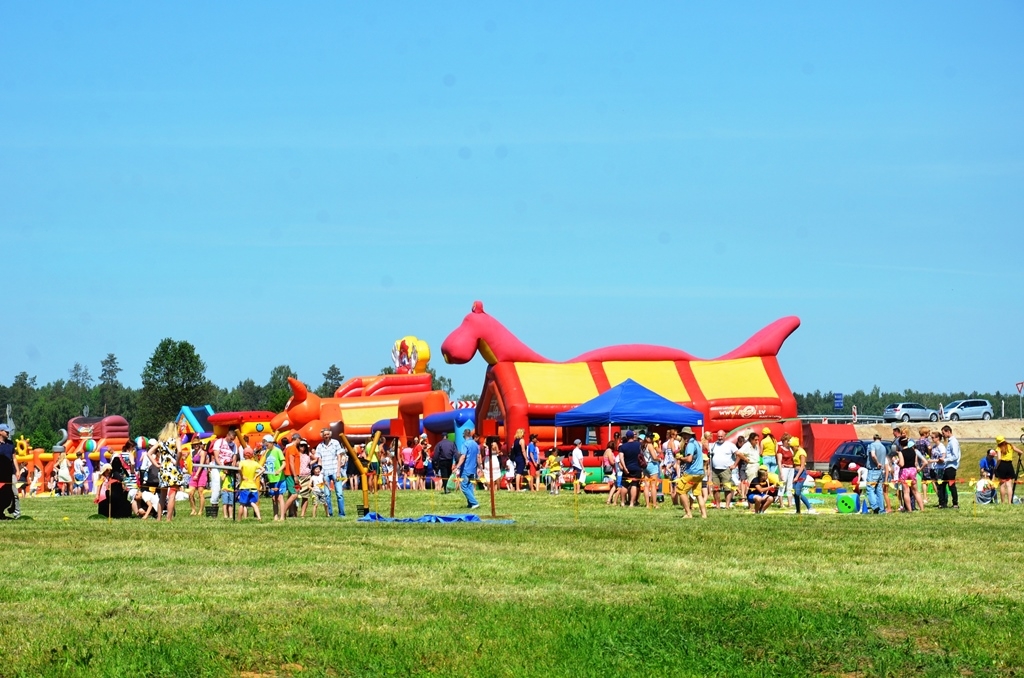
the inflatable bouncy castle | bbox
[271,337,451,445]
[440,301,802,448]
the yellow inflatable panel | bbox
[514,362,599,405]
[690,357,777,400]
[603,361,689,402]
[339,405,401,428]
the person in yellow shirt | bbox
[544,449,562,495]
[237,448,263,521]
[760,428,777,474]
[791,438,816,515]
[994,435,1023,504]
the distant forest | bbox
[1,341,1018,450]
[794,387,1020,418]
[0,340,458,451]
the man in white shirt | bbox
[209,430,239,507]
[571,439,585,494]
[708,430,738,509]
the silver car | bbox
[883,402,939,423]
[943,399,993,421]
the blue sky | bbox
[1,1,1022,402]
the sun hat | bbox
[652,433,660,441]
[761,427,771,435]
[790,437,800,447]
[0,424,10,433]
[996,435,1005,444]
[680,427,694,436]
[759,465,768,471]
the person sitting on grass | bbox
[979,448,998,479]
[975,473,998,505]
[237,448,263,521]
[747,466,776,514]
[138,486,160,520]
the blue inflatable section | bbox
[357,512,514,524]
[422,408,476,433]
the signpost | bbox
[851,405,858,423]
[1016,381,1023,419]
[834,393,844,410]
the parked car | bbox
[883,402,939,423]
[827,440,878,482]
[943,399,993,421]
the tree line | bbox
[794,387,1019,418]
[6,339,1013,451]
[0,339,457,451]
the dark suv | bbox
[827,440,891,482]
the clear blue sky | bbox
[2,2,1022,402]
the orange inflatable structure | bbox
[441,301,803,448]
[271,376,451,445]
[206,411,278,449]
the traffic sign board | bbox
[1017,381,1024,394]
[834,393,844,410]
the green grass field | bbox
[3,484,1024,678]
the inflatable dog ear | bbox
[329,421,345,441]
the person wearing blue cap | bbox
[0,424,18,519]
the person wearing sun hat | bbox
[674,426,707,519]
[993,435,1023,504]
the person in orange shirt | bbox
[283,432,303,517]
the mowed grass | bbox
[2,487,1024,678]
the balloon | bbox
[135,436,148,449]
[83,440,97,453]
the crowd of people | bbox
[2,418,1022,521]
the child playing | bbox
[310,464,328,517]
[975,474,997,505]
[220,466,236,519]
[237,448,262,521]
[545,449,562,495]
[853,463,868,513]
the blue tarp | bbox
[554,379,704,427]
[358,512,486,523]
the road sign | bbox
[852,405,858,423]
[834,393,844,410]
[1017,381,1024,394]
